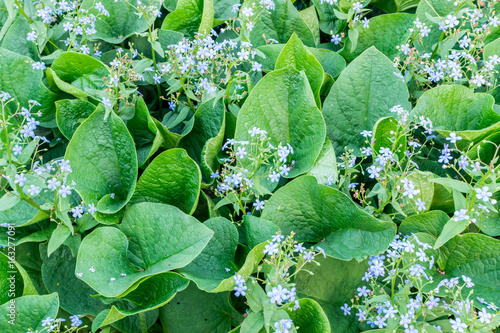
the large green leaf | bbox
[56,99,96,140]
[248,0,316,48]
[323,46,411,155]
[243,215,280,249]
[178,217,238,291]
[262,176,396,260]
[159,283,243,332]
[0,14,38,59]
[0,293,59,333]
[0,47,58,127]
[341,14,415,62]
[306,138,337,186]
[296,256,369,333]
[178,98,226,184]
[438,234,500,305]
[161,0,213,36]
[75,203,213,297]
[234,66,326,177]
[41,245,107,316]
[47,51,109,100]
[399,210,450,238]
[371,0,420,12]
[65,104,137,217]
[276,33,324,108]
[411,85,500,150]
[130,148,201,215]
[81,0,151,43]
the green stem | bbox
[139,312,148,333]
[14,0,32,23]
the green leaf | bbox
[276,33,324,108]
[0,47,59,127]
[65,104,138,217]
[243,215,280,249]
[127,97,161,167]
[406,170,435,212]
[130,148,201,215]
[300,6,320,45]
[81,0,151,43]
[234,66,326,177]
[429,178,471,194]
[240,312,264,333]
[285,298,331,333]
[399,210,450,238]
[161,0,213,37]
[433,215,467,249]
[262,176,396,260]
[178,217,238,291]
[178,98,226,184]
[372,116,407,161]
[341,14,414,62]
[47,224,71,257]
[0,293,59,333]
[0,14,38,59]
[0,253,24,304]
[437,233,500,305]
[0,196,49,227]
[257,44,345,80]
[323,46,411,155]
[213,0,240,21]
[41,245,108,316]
[306,138,337,186]
[47,51,109,100]
[295,256,369,333]
[248,0,316,48]
[411,85,500,151]
[159,283,243,332]
[310,0,336,33]
[75,202,213,297]
[56,99,96,140]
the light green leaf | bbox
[75,203,213,297]
[0,14,38,59]
[372,116,407,160]
[234,67,326,177]
[285,298,331,333]
[323,46,411,155]
[296,256,369,333]
[130,148,201,215]
[47,224,71,257]
[437,234,500,305]
[244,215,280,249]
[241,312,264,333]
[399,210,450,238]
[0,293,59,333]
[159,283,243,333]
[307,138,337,186]
[406,170,435,212]
[415,0,457,52]
[248,0,316,48]
[56,99,96,140]
[276,33,324,108]
[262,176,396,260]
[65,104,138,217]
[161,0,213,36]
[411,85,500,151]
[300,6,320,45]
[341,14,414,62]
[434,216,467,249]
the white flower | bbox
[445,15,459,29]
[450,318,467,332]
[453,209,469,222]
[446,132,462,143]
[58,185,71,198]
[362,17,370,28]
[426,296,439,309]
[478,308,492,323]
[360,130,372,137]
[241,7,254,17]
[236,146,247,159]
[331,34,341,44]
[263,242,278,256]
[269,171,280,183]
[415,198,426,211]
[28,185,41,196]
[352,1,362,12]
[87,203,97,214]
[475,186,492,202]
[357,286,370,297]
[253,199,265,211]
[12,145,22,155]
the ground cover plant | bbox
[1,0,500,332]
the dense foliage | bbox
[1,0,500,332]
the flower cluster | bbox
[232,232,326,333]
[343,234,500,332]
[394,3,500,100]
[212,127,294,218]
[32,314,86,332]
